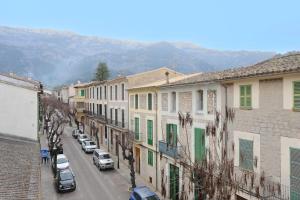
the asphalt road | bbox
[54,127,130,200]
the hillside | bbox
[0,26,276,87]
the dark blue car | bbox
[129,186,160,200]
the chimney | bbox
[165,71,170,84]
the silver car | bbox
[77,134,89,144]
[92,149,114,170]
[82,140,97,153]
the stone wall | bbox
[161,93,168,111]
[178,91,192,113]
[227,79,300,178]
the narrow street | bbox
[42,127,130,200]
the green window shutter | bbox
[135,94,138,109]
[166,124,171,144]
[147,120,153,145]
[148,93,152,110]
[135,117,139,140]
[195,128,205,162]
[80,90,85,96]
[290,148,300,200]
[172,124,177,146]
[240,85,252,108]
[294,82,300,110]
[148,150,153,166]
[239,139,253,171]
[246,85,252,107]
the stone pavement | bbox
[40,131,58,200]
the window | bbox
[80,89,85,96]
[171,92,176,112]
[110,108,113,121]
[294,81,300,110]
[239,139,253,171]
[240,85,252,109]
[135,94,139,109]
[207,90,216,114]
[196,90,204,111]
[148,150,154,166]
[100,87,102,100]
[93,87,94,99]
[90,88,92,99]
[110,86,113,100]
[195,128,205,162]
[111,130,113,144]
[147,120,153,145]
[115,109,118,124]
[166,124,177,146]
[148,93,153,110]
[96,87,99,100]
[104,86,107,99]
[115,85,118,100]
[290,148,300,199]
[134,117,139,140]
[100,104,102,115]
[93,103,95,114]
[122,109,125,128]
[121,83,125,100]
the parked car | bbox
[82,140,97,153]
[92,149,114,170]
[77,134,89,144]
[55,168,76,192]
[52,154,70,171]
[72,129,81,139]
[129,186,160,200]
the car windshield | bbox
[100,154,111,159]
[89,141,96,145]
[57,157,68,164]
[146,195,160,200]
[82,135,87,139]
[60,171,73,181]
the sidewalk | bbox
[39,132,58,200]
[108,150,165,199]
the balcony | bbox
[107,118,128,129]
[128,130,143,143]
[83,110,107,122]
[159,140,182,159]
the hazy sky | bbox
[0,0,299,52]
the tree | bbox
[94,62,110,81]
[117,131,136,189]
[160,108,283,200]
[41,95,74,177]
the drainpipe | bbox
[155,91,158,191]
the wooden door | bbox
[135,147,140,174]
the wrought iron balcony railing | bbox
[158,140,182,159]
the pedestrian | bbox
[40,148,49,164]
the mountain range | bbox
[0,26,277,88]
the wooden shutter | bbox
[290,148,300,200]
[172,124,177,146]
[294,82,300,110]
[148,93,152,110]
[195,128,205,162]
[239,139,253,171]
[147,120,153,145]
[135,117,139,140]
[240,85,252,108]
[166,124,171,145]
[246,85,252,107]
[240,86,245,107]
[148,150,153,166]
